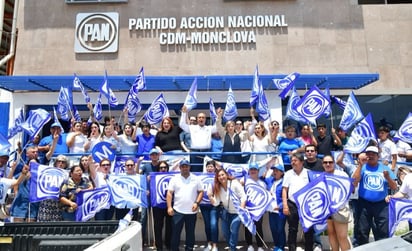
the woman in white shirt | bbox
[67,121,88,154]
[118,123,138,155]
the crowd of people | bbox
[1,104,412,251]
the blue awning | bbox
[0,73,379,92]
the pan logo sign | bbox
[75,12,119,53]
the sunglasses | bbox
[159,166,168,169]
[101,164,111,167]
[125,164,134,167]
[323,161,334,164]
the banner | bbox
[245,178,274,221]
[389,198,412,237]
[150,172,178,208]
[29,162,68,202]
[107,175,147,209]
[76,186,111,222]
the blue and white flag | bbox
[52,106,63,130]
[76,186,111,222]
[256,81,270,121]
[273,72,300,99]
[150,172,177,208]
[394,112,412,144]
[93,93,103,121]
[323,86,331,118]
[229,188,256,235]
[389,198,412,237]
[324,173,353,212]
[21,108,52,140]
[100,71,118,107]
[199,173,215,204]
[7,108,24,139]
[29,162,68,202]
[250,65,260,107]
[73,73,91,103]
[72,105,82,122]
[144,93,169,125]
[209,98,218,125]
[221,162,248,179]
[125,85,142,123]
[293,85,330,125]
[339,91,364,132]
[0,132,11,152]
[293,174,332,232]
[344,113,376,153]
[132,66,146,92]
[184,78,198,111]
[245,179,275,221]
[331,96,347,111]
[107,175,148,209]
[57,86,72,121]
[285,87,307,124]
[223,85,238,122]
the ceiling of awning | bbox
[0,73,379,93]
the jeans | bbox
[357,198,389,245]
[153,206,172,250]
[170,211,197,251]
[221,212,242,251]
[200,205,219,243]
[287,200,314,251]
[269,212,286,250]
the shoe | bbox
[313,245,322,251]
[257,247,264,251]
[204,243,212,251]
[247,245,254,251]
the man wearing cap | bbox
[352,145,397,245]
[378,126,397,172]
[167,159,203,251]
[0,151,10,178]
[38,122,68,164]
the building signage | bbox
[75,12,119,53]
[128,15,288,45]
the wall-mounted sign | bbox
[75,12,119,53]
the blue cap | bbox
[249,162,259,170]
[179,159,190,166]
[149,148,159,155]
[51,122,62,128]
[271,164,285,172]
[0,150,9,157]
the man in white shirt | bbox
[166,159,204,251]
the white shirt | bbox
[168,173,203,214]
[210,179,247,214]
[0,178,15,204]
[68,132,87,154]
[283,168,310,203]
[399,173,412,199]
[396,140,411,163]
[118,134,138,154]
[179,112,217,149]
[378,139,397,162]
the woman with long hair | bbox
[208,169,246,251]
[67,121,88,154]
[84,122,101,152]
[118,123,138,155]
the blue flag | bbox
[293,85,330,125]
[29,162,68,202]
[107,175,148,209]
[52,106,63,130]
[229,188,256,235]
[209,98,218,125]
[144,93,169,125]
[184,78,198,111]
[100,70,118,107]
[125,85,142,123]
[339,91,364,131]
[73,73,91,103]
[331,95,347,110]
[21,108,52,140]
[293,174,332,232]
[245,178,275,221]
[394,112,412,144]
[323,86,331,118]
[223,85,238,122]
[0,132,11,152]
[324,173,353,212]
[344,113,376,153]
[250,65,259,107]
[93,93,103,121]
[57,86,73,121]
[273,72,300,99]
[76,187,111,222]
[133,66,146,92]
[285,87,307,124]
[150,172,177,208]
[221,162,248,179]
[256,81,270,121]
[389,198,412,237]
[7,108,24,139]
[72,105,82,122]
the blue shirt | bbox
[136,134,155,160]
[277,137,304,165]
[358,163,395,202]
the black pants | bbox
[245,217,264,247]
[287,200,314,251]
[153,206,172,250]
